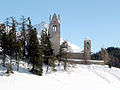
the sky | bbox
[0,0,120,52]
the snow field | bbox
[0,61,120,90]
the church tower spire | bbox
[48,13,60,55]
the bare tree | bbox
[101,48,110,67]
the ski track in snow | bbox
[92,65,120,82]
[88,66,111,83]
[79,65,111,83]
[80,65,120,84]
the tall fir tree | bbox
[58,40,68,70]
[41,30,56,72]
[20,16,27,60]
[27,27,43,75]
[0,24,9,67]
[15,39,22,71]
[6,17,17,74]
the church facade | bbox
[48,13,91,60]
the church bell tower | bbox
[84,37,91,60]
[48,13,60,55]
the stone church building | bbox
[48,13,91,60]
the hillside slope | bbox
[0,62,120,90]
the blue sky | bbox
[0,0,120,52]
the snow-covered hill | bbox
[0,62,120,90]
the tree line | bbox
[91,47,120,68]
[0,16,69,76]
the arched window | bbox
[53,25,57,32]
[87,42,90,50]
[87,42,89,46]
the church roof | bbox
[52,13,57,19]
[60,38,83,53]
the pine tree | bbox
[27,17,32,31]
[27,28,43,76]
[15,40,22,71]
[41,30,56,72]
[6,17,17,74]
[20,16,27,60]
[0,24,8,67]
[59,41,68,70]
[26,17,33,60]
[41,30,52,64]
[5,18,9,33]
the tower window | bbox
[87,47,89,50]
[87,42,90,50]
[53,25,57,32]
[87,42,89,46]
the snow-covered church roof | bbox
[60,38,83,53]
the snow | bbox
[67,59,104,62]
[88,60,104,62]
[0,59,120,90]
[60,38,83,53]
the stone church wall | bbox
[67,53,84,59]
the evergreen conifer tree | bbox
[6,17,17,74]
[41,30,56,72]
[15,40,22,71]
[58,41,68,70]
[20,16,27,60]
[0,24,8,67]
[28,28,43,76]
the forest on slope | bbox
[91,47,120,68]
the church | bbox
[48,13,91,60]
